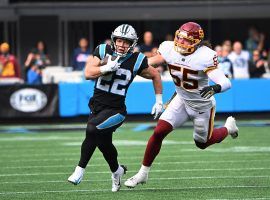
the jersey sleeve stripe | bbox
[96,113,125,130]
[133,53,145,76]
[99,44,106,60]
[203,66,218,73]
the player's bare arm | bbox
[148,54,174,108]
[148,53,166,68]
[139,66,162,95]
[84,55,102,79]
[140,64,163,119]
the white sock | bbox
[112,165,122,176]
[139,165,150,174]
[75,166,85,173]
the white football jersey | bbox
[228,50,250,79]
[158,41,218,111]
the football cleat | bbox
[68,166,85,185]
[224,116,239,139]
[124,171,148,188]
[111,165,127,192]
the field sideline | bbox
[0,122,269,200]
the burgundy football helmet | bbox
[174,22,204,54]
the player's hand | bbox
[200,84,221,99]
[100,55,120,74]
[151,102,163,119]
[151,94,163,119]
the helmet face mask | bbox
[174,22,204,55]
[111,24,138,57]
[114,38,132,56]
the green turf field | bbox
[0,123,269,200]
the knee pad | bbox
[193,118,208,143]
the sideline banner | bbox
[0,84,59,118]
[58,79,270,117]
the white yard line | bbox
[0,136,84,142]
[0,153,265,163]
[2,159,270,169]
[64,140,193,146]
[0,185,269,195]
[1,167,269,177]
[0,175,269,184]
[1,148,269,159]
[0,152,80,158]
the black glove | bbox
[200,84,221,99]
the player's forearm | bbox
[84,55,105,79]
[208,68,231,92]
[84,64,102,80]
[152,71,162,95]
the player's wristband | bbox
[100,65,110,74]
[155,94,163,104]
[212,84,222,93]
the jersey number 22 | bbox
[96,68,131,96]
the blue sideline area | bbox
[59,79,270,117]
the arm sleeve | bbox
[207,68,231,92]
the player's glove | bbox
[151,94,164,119]
[100,55,120,74]
[200,84,221,99]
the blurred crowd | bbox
[1,26,270,84]
[134,26,270,80]
[214,27,270,79]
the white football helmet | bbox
[111,24,138,57]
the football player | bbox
[68,24,163,192]
[124,22,239,188]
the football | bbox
[100,54,118,66]
[100,55,118,76]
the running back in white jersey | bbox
[158,41,218,111]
